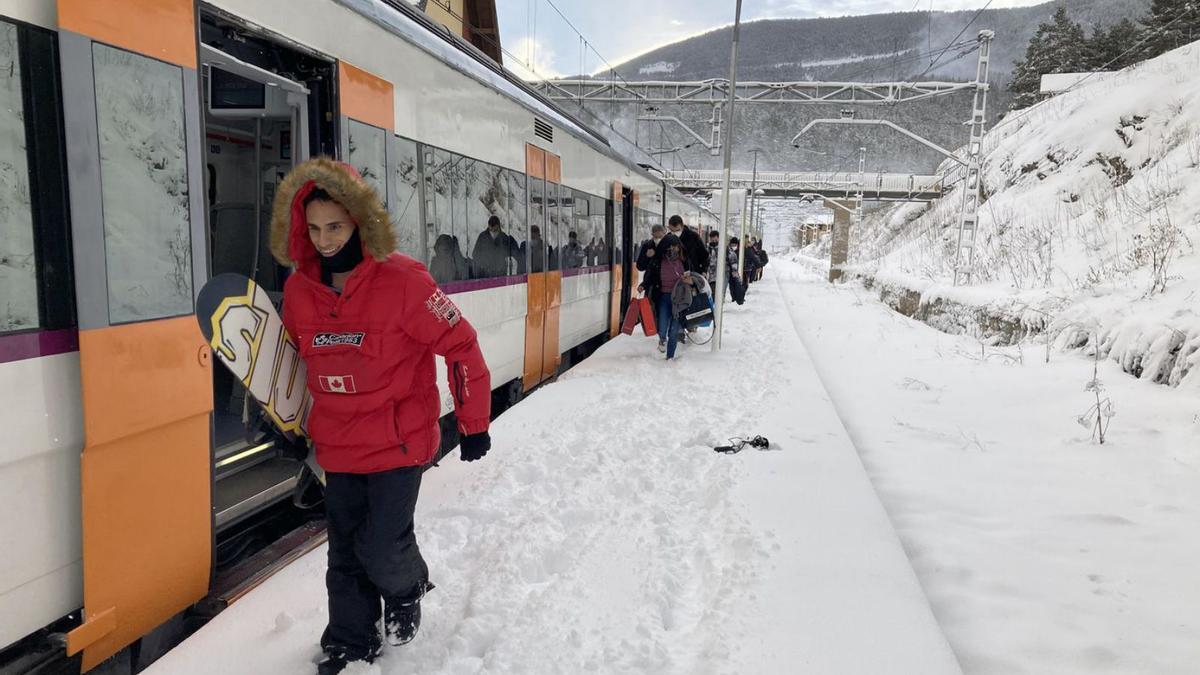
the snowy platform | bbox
[146,277,959,674]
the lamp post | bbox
[711,0,743,353]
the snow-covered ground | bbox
[147,271,959,674]
[776,260,1200,674]
[147,261,1199,674]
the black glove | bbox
[278,434,310,462]
[459,432,491,462]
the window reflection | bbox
[348,119,386,207]
[424,145,526,284]
[0,21,38,332]
[391,135,421,258]
[93,43,192,323]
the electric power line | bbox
[917,0,995,79]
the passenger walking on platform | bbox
[668,214,709,274]
[753,239,769,280]
[742,238,760,289]
[635,223,666,271]
[706,229,720,285]
[471,215,519,278]
[727,237,746,305]
[639,233,692,359]
[271,158,492,675]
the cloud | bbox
[504,36,564,81]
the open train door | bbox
[57,1,214,669]
[619,187,638,315]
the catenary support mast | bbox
[712,0,743,352]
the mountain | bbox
[605,0,1150,83]
[559,0,1151,174]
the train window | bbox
[544,182,560,272]
[464,163,523,279]
[526,178,546,273]
[559,190,582,270]
[589,194,609,266]
[348,119,387,208]
[425,147,463,283]
[503,168,527,273]
[391,135,421,258]
[93,43,192,323]
[0,21,38,332]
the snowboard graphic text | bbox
[205,277,311,436]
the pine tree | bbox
[1009,8,1089,110]
[1139,0,1200,59]
[1087,18,1144,70]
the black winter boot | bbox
[316,648,377,675]
[384,581,435,646]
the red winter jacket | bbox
[271,158,490,473]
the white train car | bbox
[0,1,716,672]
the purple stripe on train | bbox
[438,266,612,294]
[438,274,528,295]
[0,328,79,364]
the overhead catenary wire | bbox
[916,0,995,79]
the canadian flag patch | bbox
[424,289,462,326]
[318,374,357,394]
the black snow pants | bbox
[320,465,428,661]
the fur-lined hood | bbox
[269,157,396,272]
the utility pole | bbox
[712,0,743,353]
[953,30,994,286]
[855,146,866,227]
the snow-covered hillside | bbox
[843,40,1200,390]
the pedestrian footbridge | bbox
[662,169,944,201]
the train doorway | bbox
[198,15,334,534]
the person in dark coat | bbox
[471,215,519,278]
[742,238,760,287]
[667,214,709,274]
[639,233,693,359]
[635,223,666,271]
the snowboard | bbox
[197,273,324,484]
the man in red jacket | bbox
[270,158,491,675]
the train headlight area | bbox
[0,0,723,672]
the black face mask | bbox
[319,227,364,285]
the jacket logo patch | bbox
[318,375,357,394]
[425,290,461,326]
[312,332,365,348]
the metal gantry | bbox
[537,31,996,285]
[534,79,977,106]
[663,169,944,200]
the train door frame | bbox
[607,182,622,337]
[542,153,563,383]
[619,186,637,316]
[522,144,547,391]
[55,1,213,669]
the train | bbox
[0,0,720,672]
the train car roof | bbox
[337,0,672,189]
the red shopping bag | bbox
[620,300,641,335]
[638,296,657,337]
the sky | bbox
[495,0,1049,79]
